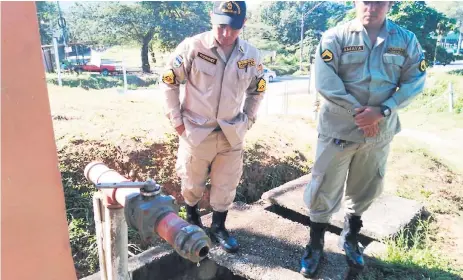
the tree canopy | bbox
[66,1,211,72]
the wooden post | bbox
[93,194,108,280]
[53,37,62,86]
[104,207,129,280]
[449,82,454,113]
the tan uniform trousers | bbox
[303,134,391,223]
[176,131,244,212]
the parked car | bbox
[263,68,277,82]
[74,60,122,76]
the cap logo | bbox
[220,1,241,15]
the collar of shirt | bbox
[349,18,397,35]
[349,18,397,49]
[205,31,246,53]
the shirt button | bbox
[347,109,352,114]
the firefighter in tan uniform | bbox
[162,1,265,253]
[300,2,426,277]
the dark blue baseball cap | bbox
[211,1,247,30]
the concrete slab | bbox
[262,175,424,240]
[81,243,175,280]
[202,202,350,280]
[82,201,388,280]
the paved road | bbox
[429,59,463,73]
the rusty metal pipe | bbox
[84,162,139,208]
[84,161,211,263]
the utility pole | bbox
[458,21,462,55]
[56,1,68,46]
[299,2,324,71]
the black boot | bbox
[209,211,239,253]
[339,214,365,271]
[300,221,329,278]
[185,204,203,228]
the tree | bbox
[388,1,455,63]
[428,1,463,54]
[260,1,349,46]
[36,2,58,45]
[66,2,211,73]
[258,1,349,70]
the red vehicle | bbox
[75,60,121,76]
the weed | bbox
[359,219,463,280]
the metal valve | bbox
[85,161,211,263]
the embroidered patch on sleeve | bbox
[173,55,183,68]
[162,69,176,84]
[342,46,364,53]
[198,52,217,64]
[238,58,256,69]
[321,49,333,62]
[256,78,266,92]
[419,59,426,72]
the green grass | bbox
[360,220,463,280]
[46,72,159,90]
[404,71,463,114]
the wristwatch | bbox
[380,105,391,117]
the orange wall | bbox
[1,2,77,280]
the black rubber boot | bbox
[300,221,329,278]
[339,214,365,272]
[209,211,239,253]
[185,204,203,229]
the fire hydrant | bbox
[85,161,211,280]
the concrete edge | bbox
[261,174,310,201]
[80,243,174,280]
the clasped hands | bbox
[354,106,384,137]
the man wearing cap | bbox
[300,1,426,277]
[161,1,265,253]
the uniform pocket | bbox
[383,54,405,67]
[191,57,217,96]
[339,52,367,82]
[183,109,209,126]
[235,70,253,102]
[382,54,404,84]
[303,172,326,210]
[340,52,367,65]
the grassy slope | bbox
[50,68,463,278]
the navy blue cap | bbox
[212,1,247,30]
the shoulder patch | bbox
[198,52,217,64]
[256,78,266,92]
[162,69,176,85]
[173,55,183,68]
[321,49,333,62]
[237,58,256,69]
[419,59,426,73]
[343,46,364,53]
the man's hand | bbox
[175,124,185,136]
[354,106,383,127]
[360,123,379,137]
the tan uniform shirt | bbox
[162,31,266,147]
[315,19,427,143]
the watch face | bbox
[384,108,391,116]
